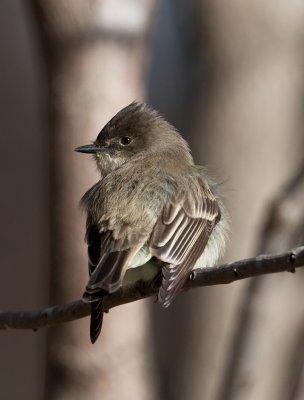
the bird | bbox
[75,102,229,343]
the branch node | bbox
[189,271,197,281]
[289,252,296,262]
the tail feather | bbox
[90,299,104,344]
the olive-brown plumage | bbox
[75,102,228,343]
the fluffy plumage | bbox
[76,102,229,343]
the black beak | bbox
[74,144,107,154]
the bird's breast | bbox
[126,244,152,269]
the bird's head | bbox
[75,102,192,176]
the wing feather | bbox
[84,225,141,300]
[150,178,220,307]
[83,222,143,343]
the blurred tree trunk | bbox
[0,2,48,399]
[188,2,304,399]
[30,1,157,399]
[148,1,304,399]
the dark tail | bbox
[90,298,104,344]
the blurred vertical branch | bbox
[218,161,304,400]
[30,1,157,399]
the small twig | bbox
[0,246,303,331]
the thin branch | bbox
[1,246,303,331]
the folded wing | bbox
[150,179,221,307]
[83,223,141,343]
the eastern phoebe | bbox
[75,102,229,343]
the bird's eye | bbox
[120,136,132,146]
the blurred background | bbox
[0,1,304,399]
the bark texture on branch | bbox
[1,246,303,331]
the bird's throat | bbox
[95,152,126,176]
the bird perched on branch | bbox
[75,102,229,343]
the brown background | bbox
[0,1,304,399]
